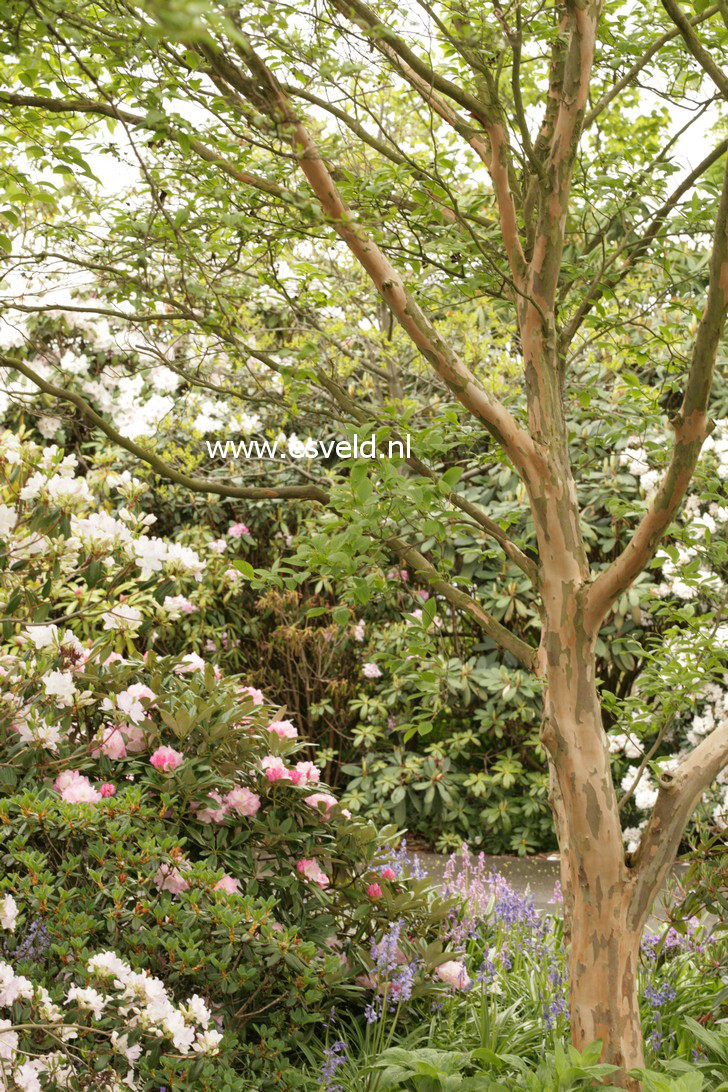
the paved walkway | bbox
[418,852,689,922]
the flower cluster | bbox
[0,944,222,1090]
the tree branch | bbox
[660,0,728,98]
[328,0,528,285]
[385,535,538,669]
[584,150,728,630]
[527,0,602,312]
[583,5,719,128]
[308,364,539,580]
[561,137,728,346]
[629,720,728,929]
[1,355,538,668]
[0,91,300,206]
[1,356,329,503]
[221,43,537,481]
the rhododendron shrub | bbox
[0,434,444,1085]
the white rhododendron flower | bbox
[43,670,76,707]
[0,895,18,932]
[103,604,143,632]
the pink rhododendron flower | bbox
[296,858,329,889]
[435,960,471,990]
[214,875,241,895]
[228,522,250,538]
[304,792,338,818]
[149,746,184,773]
[99,783,116,798]
[239,685,264,706]
[287,769,304,785]
[367,883,383,900]
[416,589,430,600]
[225,785,261,817]
[153,865,189,894]
[101,651,126,666]
[267,719,297,739]
[63,779,102,804]
[123,722,148,753]
[380,867,396,881]
[194,791,228,825]
[92,725,126,761]
[295,761,321,785]
[53,770,101,804]
[261,755,288,782]
[363,662,382,679]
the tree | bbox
[0,0,727,1085]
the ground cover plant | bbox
[305,849,728,1092]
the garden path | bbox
[419,853,691,924]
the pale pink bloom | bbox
[296,858,329,889]
[64,779,102,804]
[225,786,260,817]
[435,960,471,990]
[261,755,288,781]
[54,770,101,804]
[239,685,264,706]
[416,589,430,600]
[367,883,383,900]
[101,651,126,666]
[228,522,250,538]
[267,719,297,739]
[123,722,148,753]
[209,538,227,554]
[381,867,396,881]
[194,791,227,825]
[363,662,382,679]
[149,746,184,772]
[100,783,116,798]
[53,769,82,794]
[214,875,241,895]
[295,760,321,785]
[92,725,126,761]
[154,865,189,894]
[304,793,338,818]
[174,653,205,675]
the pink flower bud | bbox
[99,783,116,798]
[149,746,184,772]
[367,883,383,900]
[380,867,396,881]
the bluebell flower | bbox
[320,1040,347,1090]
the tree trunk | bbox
[541,606,645,1089]
[569,884,644,1088]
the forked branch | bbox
[584,150,728,629]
